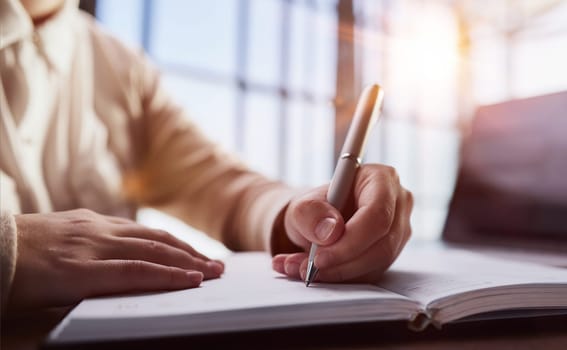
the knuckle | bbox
[66,212,106,236]
[146,239,158,249]
[164,266,177,286]
[381,165,397,180]
[375,165,400,187]
[184,255,202,270]
[153,229,174,241]
[383,203,395,222]
[372,204,395,231]
[145,240,166,255]
[75,208,96,217]
[405,189,414,208]
[122,260,149,276]
[75,208,90,215]
[294,198,321,214]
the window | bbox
[97,0,336,187]
[352,0,567,239]
[96,0,338,256]
[96,0,567,247]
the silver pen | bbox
[305,84,384,287]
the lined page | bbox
[378,245,567,306]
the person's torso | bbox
[0,3,143,218]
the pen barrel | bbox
[326,156,359,213]
[339,85,383,158]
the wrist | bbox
[269,203,301,255]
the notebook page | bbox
[377,245,567,306]
[70,252,410,320]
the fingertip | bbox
[272,254,286,274]
[185,271,204,286]
[314,217,336,241]
[315,215,345,245]
[206,261,224,276]
[299,263,307,281]
[284,261,300,277]
[289,197,344,246]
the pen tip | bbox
[305,263,318,287]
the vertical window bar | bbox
[303,0,316,180]
[141,0,154,54]
[278,0,292,179]
[378,0,389,164]
[235,0,250,153]
[334,0,356,161]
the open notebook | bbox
[47,246,567,345]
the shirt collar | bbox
[0,0,34,50]
[0,0,80,74]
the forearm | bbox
[124,52,301,253]
[137,147,299,252]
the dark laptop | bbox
[441,91,567,264]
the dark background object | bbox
[443,91,567,250]
[79,0,96,16]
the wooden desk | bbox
[2,308,567,350]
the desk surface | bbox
[2,308,567,350]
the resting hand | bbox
[9,209,224,310]
[272,164,413,283]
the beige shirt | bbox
[0,0,296,306]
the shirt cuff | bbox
[1,211,17,310]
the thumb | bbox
[285,195,345,247]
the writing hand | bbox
[272,165,412,283]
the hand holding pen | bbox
[272,85,414,285]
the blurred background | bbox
[84,0,567,257]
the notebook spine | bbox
[407,308,440,332]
